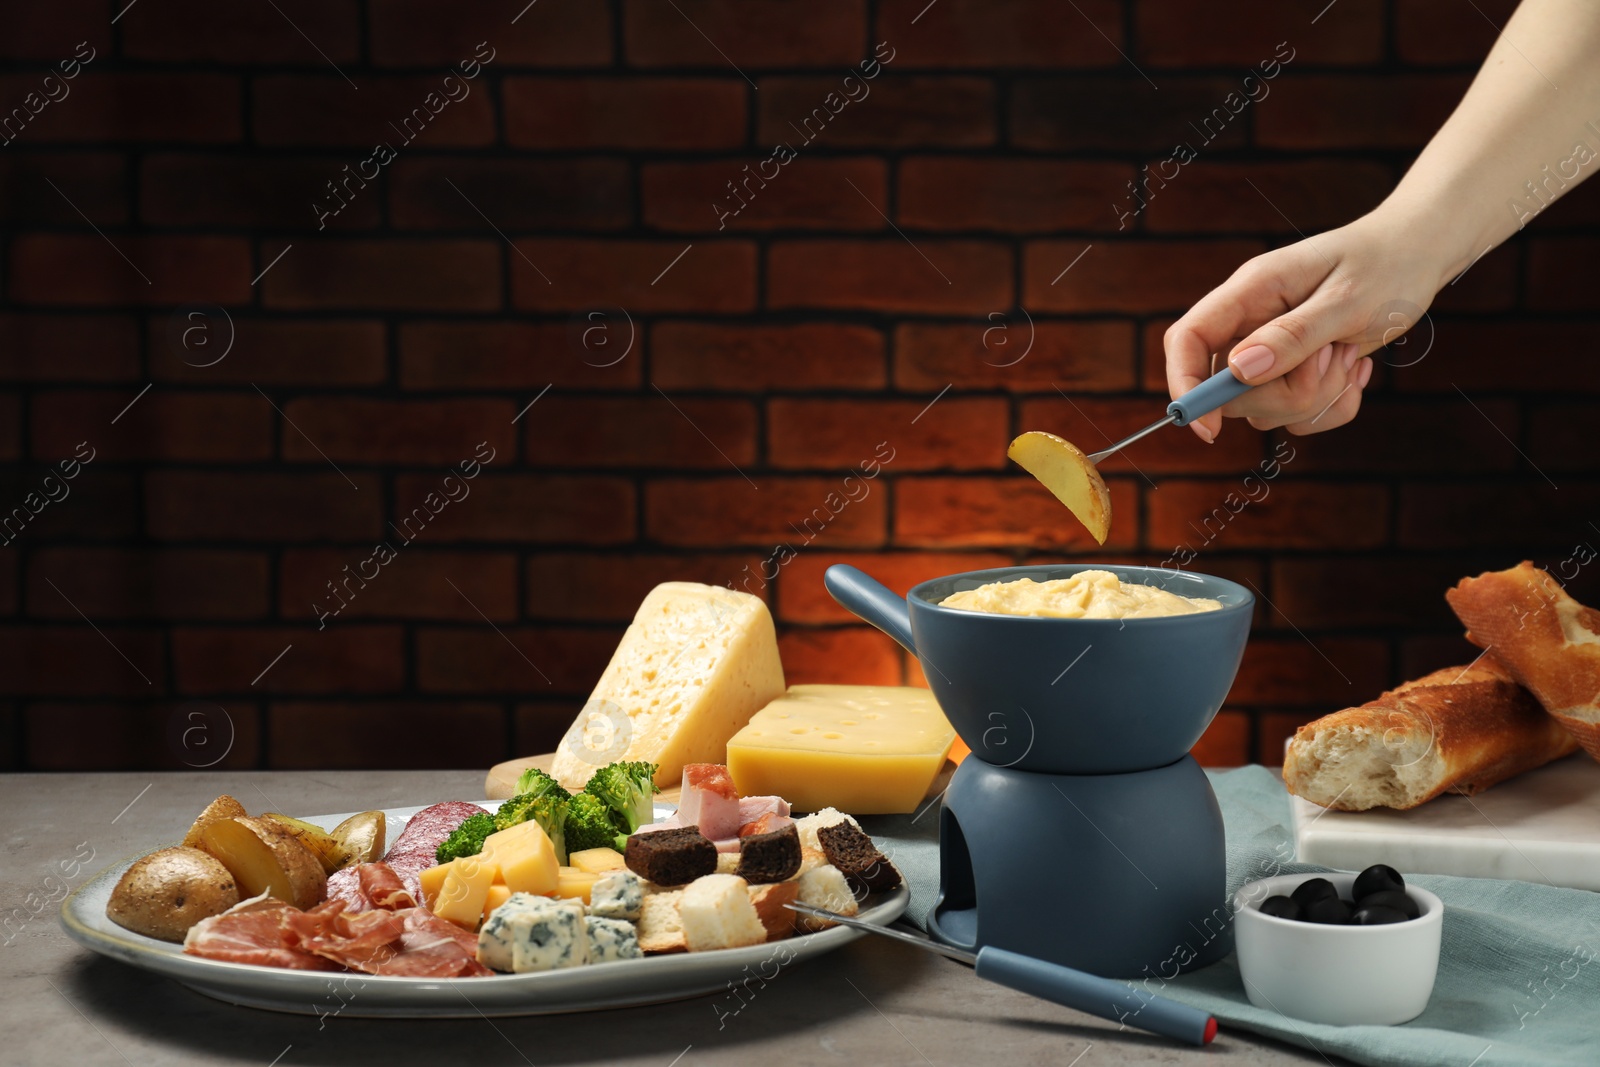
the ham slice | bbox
[675,764,743,841]
[738,796,791,837]
[637,776,791,850]
[739,811,793,838]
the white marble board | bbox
[1290,752,1600,891]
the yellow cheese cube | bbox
[482,883,512,922]
[728,685,956,814]
[550,582,785,791]
[555,866,600,904]
[568,847,627,874]
[433,854,499,929]
[417,860,454,909]
[481,820,558,896]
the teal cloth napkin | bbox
[858,766,1600,1067]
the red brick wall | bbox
[4,0,1595,772]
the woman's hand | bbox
[1164,208,1453,441]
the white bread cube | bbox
[679,873,767,951]
[795,864,859,931]
[637,890,686,954]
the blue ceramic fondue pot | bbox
[824,563,1254,775]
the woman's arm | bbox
[1166,0,1600,440]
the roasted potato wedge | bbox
[105,847,240,943]
[198,816,325,909]
[1007,431,1112,545]
[260,813,345,874]
[329,810,385,866]
[181,794,247,850]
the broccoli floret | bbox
[513,766,571,801]
[565,793,628,854]
[493,794,535,832]
[584,760,660,836]
[434,811,495,864]
[493,792,571,864]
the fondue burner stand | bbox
[929,753,1231,978]
[825,563,1254,980]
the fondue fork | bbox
[785,902,1218,1046]
[1086,366,1252,463]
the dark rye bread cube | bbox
[625,826,717,887]
[735,823,801,884]
[817,821,902,894]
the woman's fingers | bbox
[1239,342,1369,432]
[1224,285,1363,388]
[1164,245,1341,441]
[1283,355,1370,435]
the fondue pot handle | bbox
[823,565,917,655]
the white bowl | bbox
[1233,872,1443,1026]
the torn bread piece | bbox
[1283,656,1576,811]
[794,864,860,932]
[1447,561,1600,762]
[679,874,767,952]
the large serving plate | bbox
[60,802,908,1018]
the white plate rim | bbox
[58,801,909,1017]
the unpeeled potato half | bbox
[1007,431,1112,545]
[261,810,386,874]
[198,816,326,909]
[181,794,247,850]
[105,846,240,942]
[260,814,345,874]
[329,809,385,867]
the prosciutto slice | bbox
[370,910,491,978]
[295,902,410,971]
[184,860,489,978]
[183,898,336,971]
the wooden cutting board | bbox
[1290,752,1600,890]
[485,753,681,804]
[485,752,958,808]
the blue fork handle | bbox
[975,947,1217,1046]
[1167,366,1254,426]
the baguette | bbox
[1283,657,1577,810]
[1447,561,1600,762]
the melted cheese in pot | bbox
[939,570,1221,619]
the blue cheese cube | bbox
[477,892,543,972]
[589,870,645,921]
[585,916,642,963]
[510,897,589,973]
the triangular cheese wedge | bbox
[550,583,785,791]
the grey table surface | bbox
[2,770,1338,1067]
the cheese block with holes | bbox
[727,685,955,814]
[550,583,785,791]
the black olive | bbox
[1290,877,1338,909]
[1302,896,1353,925]
[1353,864,1404,901]
[1259,895,1301,920]
[1357,889,1419,920]
[1351,904,1411,926]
